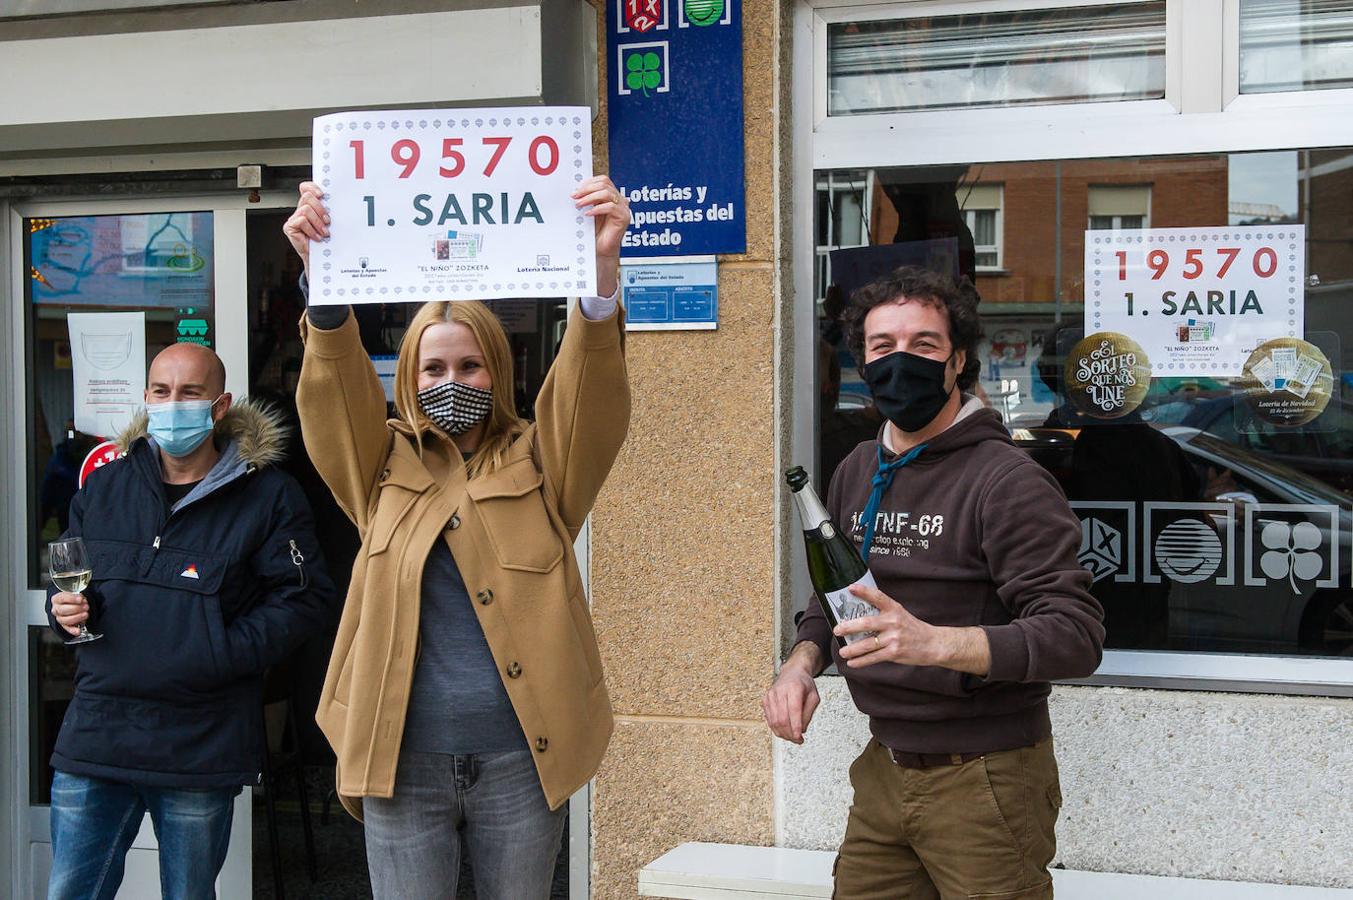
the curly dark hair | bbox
[842,266,983,390]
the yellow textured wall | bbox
[587,0,786,896]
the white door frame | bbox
[1,194,20,900]
[6,189,295,899]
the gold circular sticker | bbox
[1240,337,1333,427]
[1064,332,1152,419]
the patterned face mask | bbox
[416,380,494,436]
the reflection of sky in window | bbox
[1228,151,1298,223]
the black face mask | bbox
[863,350,955,433]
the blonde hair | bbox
[393,301,525,478]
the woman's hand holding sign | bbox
[573,174,630,298]
[283,181,329,278]
[834,583,993,677]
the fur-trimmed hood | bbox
[115,398,289,469]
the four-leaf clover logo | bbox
[625,51,663,97]
[1259,520,1323,593]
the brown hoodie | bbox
[795,398,1104,755]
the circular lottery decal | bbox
[1239,337,1333,427]
[1155,519,1224,583]
[1064,332,1152,419]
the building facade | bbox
[3,1,1352,898]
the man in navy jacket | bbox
[45,343,336,900]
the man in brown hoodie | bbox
[763,267,1104,899]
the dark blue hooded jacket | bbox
[45,401,338,788]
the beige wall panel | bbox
[592,265,777,721]
[586,0,785,895]
[592,718,774,900]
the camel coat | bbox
[297,304,629,816]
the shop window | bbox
[24,212,216,590]
[814,149,1353,659]
[1240,0,1353,94]
[827,2,1166,116]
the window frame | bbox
[1088,214,1149,231]
[1233,0,1353,100]
[819,0,1172,119]
[790,0,1353,696]
[962,198,1004,272]
[814,170,874,303]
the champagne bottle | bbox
[785,466,877,645]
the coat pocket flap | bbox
[465,460,543,500]
[88,539,227,596]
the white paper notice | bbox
[311,108,596,305]
[68,312,145,439]
[1085,226,1304,376]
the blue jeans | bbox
[48,771,238,900]
[363,750,567,900]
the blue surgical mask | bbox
[146,398,220,457]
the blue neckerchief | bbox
[858,442,926,562]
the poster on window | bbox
[311,108,596,305]
[68,312,146,439]
[29,213,215,309]
[1084,226,1304,377]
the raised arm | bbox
[533,176,632,535]
[286,183,391,528]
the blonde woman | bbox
[283,176,630,899]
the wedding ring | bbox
[874,635,882,651]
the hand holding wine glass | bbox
[50,537,102,644]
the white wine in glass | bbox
[49,537,102,644]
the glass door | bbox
[9,194,267,899]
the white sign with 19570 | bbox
[311,108,596,305]
[1085,226,1304,377]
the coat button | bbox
[448,514,461,530]
[535,736,549,752]
[379,468,390,482]
[506,661,522,678]
[477,588,494,605]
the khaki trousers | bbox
[833,738,1062,900]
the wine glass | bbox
[49,538,102,644]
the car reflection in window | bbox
[1180,395,1353,496]
[1013,424,1353,659]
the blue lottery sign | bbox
[607,0,746,257]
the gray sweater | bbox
[402,534,527,754]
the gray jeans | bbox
[363,750,566,900]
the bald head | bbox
[146,343,228,403]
